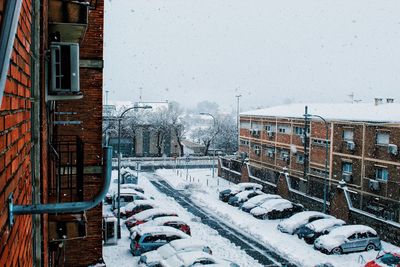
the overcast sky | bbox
[104,0,400,112]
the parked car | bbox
[250,198,303,219]
[111,188,148,210]
[228,190,263,207]
[219,182,263,202]
[114,200,160,218]
[241,194,282,212]
[130,226,190,256]
[120,184,144,193]
[138,238,212,267]
[159,251,240,267]
[131,216,191,238]
[297,218,346,244]
[125,208,179,229]
[365,251,400,267]
[314,225,381,254]
[277,211,335,235]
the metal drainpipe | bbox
[31,0,41,265]
[9,147,112,216]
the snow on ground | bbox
[155,168,400,267]
[103,170,262,267]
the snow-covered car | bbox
[227,190,263,207]
[240,194,282,212]
[159,251,240,267]
[219,182,263,202]
[138,238,212,267]
[111,188,148,210]
[277,211,335,235]
[125,208,179,229]
[130,226,190,256]
[365,251,400,267]
[297,218,345,244]
[250,198,303,220]
[131,216,191,238]
[314,225,381,254]
[120,184,144,193]
[114,200,161,218]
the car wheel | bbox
[331,247,342,255]
[304,238,314,245]
[366,243,376,251]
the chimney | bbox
[386,98,394,103]
[374,98,383,106]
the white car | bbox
[219,182,263,202]
[250,198,303,219]
[125,208,179,229]
[160,251,239,267]
[130,216,191,238]
[241,194,282,212]
[314,225,381,254]
[138,238,212,267]
[277,211,334,234]
[111,188,148,210]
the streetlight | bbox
[199,112,216,180]
[235,95,242,153]
[303,107,329,214]
[116,104,151,239]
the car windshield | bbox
[379,253,400,265]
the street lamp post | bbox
[199,112,216,181]
[116,105,151,239]
[304,108,329,214]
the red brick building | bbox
[219,101,400,244]
[0,0,106,266]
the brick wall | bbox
[0,0,34,266]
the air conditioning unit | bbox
[388,144,398,155]
[368,179,380,191]
[50,42,80,94]
[103,216,117,246]
[342,173,352,182]
[346,141,355,151]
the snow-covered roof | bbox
[169,238,208,251]
[327,224,377,237]
[278,211,334,234]
[258,198,292,212]
[134,208,177,221]
[240,103,400,123]
[136,226,187,236]
[305,218,345,233]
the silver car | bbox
[314,225,381,254]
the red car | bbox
[365,252,400,267]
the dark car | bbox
[219,183,262,202]
[297,218,345,244]
[365,252,400,267]
[228,190,263,207]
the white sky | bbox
[104,0,400,111]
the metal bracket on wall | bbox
[7,146,112,227]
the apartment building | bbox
[0,0,107,266]
[238,101,400,224]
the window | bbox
[280,150,289,160]
[278,125,291,134]
[343,130,354,141]
[342,162,353,174]
[296,154,304,164]
[240,121,250,129]
[240,139,249,146]
[266,147,275,158]
[375,168,389,182]
[376,132,390,145]
[265,124,276,132]
[312,139,330,147]
[293,126,309,136]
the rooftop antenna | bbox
[105,90,109,105]
[139,87,143,102]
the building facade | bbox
[236,102,400,224]
[0,0,106,266]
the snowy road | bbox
[148,174,296,267]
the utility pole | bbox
[105,90,109,105]
[235,94,242,152]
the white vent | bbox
[368,179,380,191]
[388,144,398,155]
[346,141,355,151]
[342,173,352,182]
